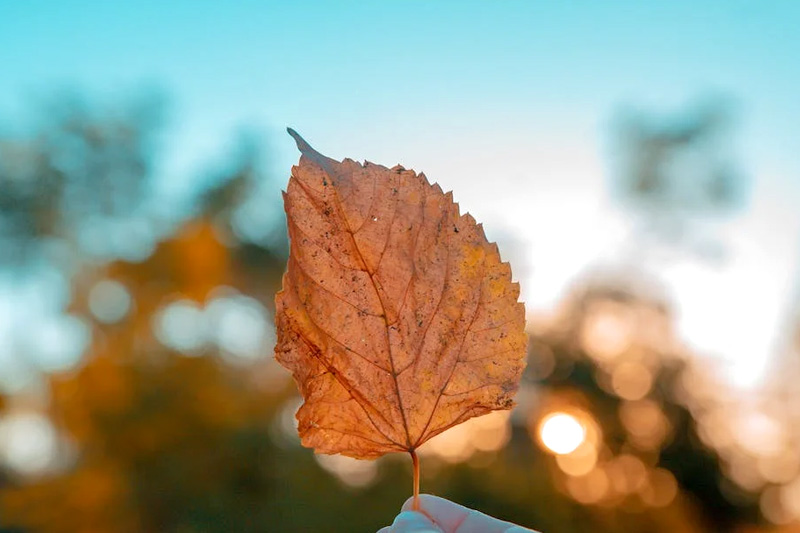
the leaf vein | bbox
[413,242,487,447]
[322,167,413,448]
[296,298,392,375]
[292,326,403,447]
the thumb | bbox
[384,510,444,532]
[401,494,538,532]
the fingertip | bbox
[390,510,442,532]
[400,494,436,523]
[400,493,447,512]
[398,494,537,532]
[400,495,416,512]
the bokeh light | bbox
[538,412,587,455]
[420,410,511,463]
[618,399,671,450]
[314,454,379,489]
[580,301,633,362]
[206,293,274,361]
[88,279,132,324]
[555,440,598,477]
[640,468,678,508]
[0,412,60,477]
[153,299,208,354]
[611,360,653,400]
[565,468,610,505]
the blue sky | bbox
[2,2,799,173]
[1,1,800,388]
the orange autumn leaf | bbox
[275,129,527,462]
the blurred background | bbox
[1,2,799,532]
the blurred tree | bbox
[0,94,292,531]
[614,98,744,214]
[0,393,7,498]
[611,97,747,263]
[0,216,410,531]
[526,279,759,531]
[603,98,800,531]
[0,93,787,533]
[0,96,419,531]
[398,278,745,533]
[0,93,163,267]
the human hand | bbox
[377,494,539,533]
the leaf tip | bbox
[287,127,322,157]
[287,128,338,171]
[287,127,311,152]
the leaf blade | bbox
[275,131,527,459]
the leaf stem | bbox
[410,449,420,511]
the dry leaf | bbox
[275,129,526,467]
